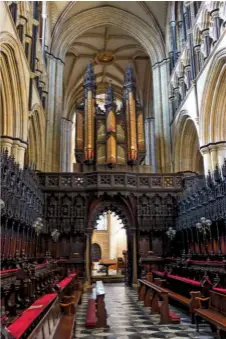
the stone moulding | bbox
[50,6,165,64]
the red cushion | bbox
[8,293,57,339]
[57,276,73,291]
[35,263,48,268]
[169,310,180,321]
[168,274,201,286]
[0,268,20,274]
[86,300,97,327]
[213,287,226,294]
[152,270,165,277]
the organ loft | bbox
[1,1,226,339]
[75,62,145,170]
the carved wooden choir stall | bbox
[1,62,226,338]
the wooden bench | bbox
[53,279,83,339]
[151,272,209,321]
[6,293,60,339]
[195,290,226,338]
[138,279,180,324]
[86,288,97,328]
[85,281,107,328]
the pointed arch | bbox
[0,33,28,140]
[26,104,46,171]
[0,32,29,166]
[173,112,204,174]
[200,48,226,145]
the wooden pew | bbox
[96,281,107,328]
[86,281,107,328]
[151,271,211,320]
[138,279,180,324]
[7,293,60,339]
[86,288,97,328]
[52,275,82,339]
[195,290,226,338]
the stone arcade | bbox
[1,1,226,339]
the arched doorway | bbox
[91,243,102,262]
[91,210,127,278]
[85,195,137,287]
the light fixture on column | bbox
[196,217,212,236]
[51,229,60,242]
[32,217,44,236]
[166,227,176,240]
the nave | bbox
[75,284,215,339]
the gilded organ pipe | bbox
[105,84,116,166]
[137,107,145,153]
[83,62,96,164]
[124,65,138,164]
[76,110,83,150]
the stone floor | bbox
[74,283,216,339]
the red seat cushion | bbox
[213,287,226,294]
[8,293,57,338]
[86,300,97,327]
[169,310,180,322]
[57,276,73,291]
[168,274,201,286]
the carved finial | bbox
[84,61,96,94]
[105,81,115,111]
[123,64,136,103]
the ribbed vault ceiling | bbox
[63,25,151,110]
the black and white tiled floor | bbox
[75,283,216,339]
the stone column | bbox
[46,56,64,171]
[184,2,195,79]
[211,9,221,42]
[174,87,180,111]
[179,77,186,100]
[169,51,174,73]
[60,118,66,171]
[169,96,175,120]
[202,29,211,59]
[184,65,191,89]
[66,120,73,172]
[209,145,218,171]
[145,118,151,166]
[177,21,184,54]
[145,117,156,171]
[170,21,177,64]
[200,146,211,175]
[194,45,202,75]
[153,60,172,172]
[217,142,226,168]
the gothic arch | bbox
[173,112,204,173]
[87,195,135,230]
[200,48,226,145]
[0,32,28,144]
[26,104,46,171]
[51,7,165,64]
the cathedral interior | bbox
[1,1,226,338]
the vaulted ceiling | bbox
[49,1,164,116]
[63,25,151,109]
[49,1,168,35]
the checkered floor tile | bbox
[74,283,216,339]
